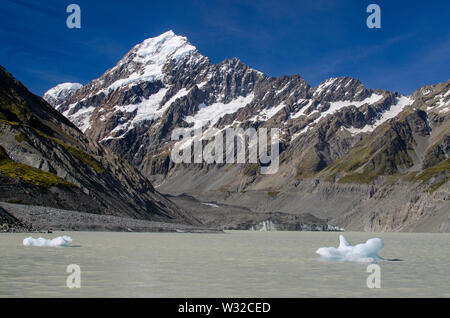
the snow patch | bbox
[197,81,208,89]
[345,96,413,135]
[305,94,384,128]
[314,78,337,96]
[275,83,289,96]
[63,106,96,133]
[104,88,184,140]
[290,100,313,119]
[185,93,254,129]
[324,94,384,116]
[250,102,286,122]
[291,125,312,141]
[202,203,219,208]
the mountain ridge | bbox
[43,31,450,232]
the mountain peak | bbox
[43,82,82,107]
[161,29,175,36]
[131,30,197,65]
[60,31,203,105]
[316,76,362,88]
[313,76,368,101]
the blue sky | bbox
[1,0,449,96]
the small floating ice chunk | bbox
[316,235,384,263]
[23,236,72,247]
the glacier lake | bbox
[0,231,449,297]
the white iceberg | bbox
[23,235,73,247]
[316,235,384,263]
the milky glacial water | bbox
[0,231,449,297]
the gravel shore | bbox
[0,202,220,233]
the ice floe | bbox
[316,235,384,263]
[23,236,73,247]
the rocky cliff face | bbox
[45,31,449,232]
[0,65,199,226]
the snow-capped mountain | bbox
[46,31,450,232]
[43,82,82,107]
[48,31,426,163]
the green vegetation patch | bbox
[403,171,419,182]
[14,132,27,143]
[324,123,415,184]
[34,129,105,174]
[0,146,8,161]
[322,140,376,179]
[411,158,450,192]
[384,173,404,186]
[64,144,105,174]
[5,199,23,204]
[414,158,450,183]
[428,178,449,193]
[0,119,20,127]
[0,146,75,188]
[0,93,31,123]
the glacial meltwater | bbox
[0,231,449,297]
